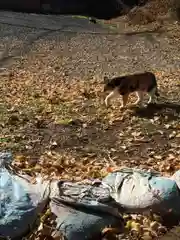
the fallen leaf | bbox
[166,154,175,161]
[176,133,180,138]
[169,131,176,139]
[154,155,162,160]
[15,155,26,162]
[165,124,170,129]
[106,166,113,172]
[150,221,160,231]
[132,131,141,137]
[158,226,167,234]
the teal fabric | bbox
[0,152,49,239]
[103,168,180,215]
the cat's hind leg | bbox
[147,87,156,104]
[133,91,144,105]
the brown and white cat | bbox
[103,71,159,108]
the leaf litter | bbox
[1,58,180,240]
[1,4,180,240]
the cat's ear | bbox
[103,76,109,84]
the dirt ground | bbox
[0,10,180,239]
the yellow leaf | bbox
[15,155,26,162]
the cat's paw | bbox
[120,105,125,109]
[104,100,109,107]
[132,101,140,106]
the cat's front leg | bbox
[105,95,110,107]
[104,90,118,107]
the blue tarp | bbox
[50,169,180,239]
[0,152,50,239]
[1,151,180,240]
[102,168,180,215]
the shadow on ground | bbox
[20,118,122,160]
[133,102,180,121]
[18,101,179,166]
[0,29,53,68]
[0,0,148,20]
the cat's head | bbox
[103,76,113,92]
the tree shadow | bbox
[8,98,180,170]
[124,28,164,36]
[0,1,165,70]
[123,27,165,44]
[0,12,108,70]
[0,0,149,20]
[27,118,123,160]
[10,115,131,172]
[132,102,180,121]
[0,29,53,68]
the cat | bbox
[103,71,159,108]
